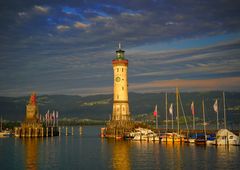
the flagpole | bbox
[192,102,195,130]
[57,111,58,127]
[202,99,207,141]
[216,100,219,130]
[193,112,195,130]
[223,92,227,129]
[165,92,168,132]
[176,87,179,134]
[156,105,158,129]
[1,116,2,131]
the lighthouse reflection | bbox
[111,140,131,170]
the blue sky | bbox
[0,0,240,96]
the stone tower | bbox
[105,44,134,138]
[26,92,39,123]
[112,43,130,121]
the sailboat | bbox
[161,89,186,143]
[215,129,239,145]
[214,92,240,146]
[195,99,207,145]
[188,101,198,143]
[0,116,11,137]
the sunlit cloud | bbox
[74,21,90,29]
[56,25,70,31]
[129,77,240,92]
[0,0,240,96]
[34,5,50,14]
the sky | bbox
[0,0,240,97]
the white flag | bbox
[52,111,55,120]
[169,103,173,115]
[191,101,195,115]
[213,99,218,113]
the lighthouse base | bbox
[104,120,134,139]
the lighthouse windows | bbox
[116,105,120,113]
[117,68,119,72]
[122,87,124,91]
[122,68,124,72]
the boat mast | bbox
[192,102,195,130]
[179,93,189,133]
[216,99,219,130]
[223,91,227,129]
[176,87,180,134]
[0,116,2,131]
[171,104,173,131]
[165,92,168,132]
[202,99,207,140]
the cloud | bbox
[129,77,240,92]
[18,12,27,17]
[74,21,90,29]
[34,5,50,14]
[0,1,240,96]
[56,25,70,31]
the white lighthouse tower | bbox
[112,43,130,121]
[105,44,133,138]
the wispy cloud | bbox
[18,12,27,17]
[129,77,240,92]
[0,0,240,96]
[74,21,90,29]
[56,25,70,31]
[34,5,50,14]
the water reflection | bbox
[22,138,40,170]
[216,145,240,169]
[109,140,131,170]
[164,143,183,170]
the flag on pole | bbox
[169,103,173,115]
[191,102,195,115]
[52,111,55,121]
[153,105,157,117]
[213,99,218,113]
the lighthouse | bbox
[105,44,133,139]
[112,43,130,121]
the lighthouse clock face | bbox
[115,77,121,82]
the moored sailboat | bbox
[161,88,187,143]
[0,116,11,137]
[132,128,159,141]
[214,92,240,146]
[195,99,207,145]
[215,129,239,146]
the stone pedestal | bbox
[105,120,134,139]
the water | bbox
[1,126,240,170]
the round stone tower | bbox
[112,43,130,121]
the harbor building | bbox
[105,44,134,138]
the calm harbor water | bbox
[1,126,240,170]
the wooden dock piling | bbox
[66,127,68,136]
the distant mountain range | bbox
[1,91,240,122]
